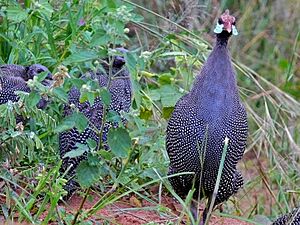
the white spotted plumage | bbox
[59,58,132,197]
[166,16,248,213]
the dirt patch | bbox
[1,191,252,225]
[58,194,251,224]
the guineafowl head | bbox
[25,64,52,81]
[214,9,238,36]
[100,48,128,75]
[113,47,128,68]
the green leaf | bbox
[131,14,144,22]
[33,134,44,149]
[132,80,142,109]
[87,92,95,105]
[86,139,97,151]
[63,50,98,65]
[6,7,27,22]
[38,0,54,18]
[125,52,137,74]
[107,128,131,158]
[71,78,85,89]
[148,89,161,101]
[159,85,183,107]
[79,91,88,103]
[158,74,172,85]
[87,153,100,166]
[99,150,113,161]
[106,0,117,8]
[43,14,57,58]
[114,20,125,34]
[162,107,174,119]
[54,112,88,133]
[27,92,41,108]
[52,87,68,102]
[69,112,88,133]
[54,120,75,133]
[91,30,110,47]
[63,143,88,158]
[76,161,102,188]
[99,88,111,106]
[36,71,50,82]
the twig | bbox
[71,187,90,225]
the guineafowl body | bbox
[59,52,132,197]
[166,10,248,223]
[0,64,51,108]
[273,208,300,225]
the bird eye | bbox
[218,18,223,24]
[37,68,44,73]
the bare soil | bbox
[0,192,252,225]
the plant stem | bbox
[71,187,90,225]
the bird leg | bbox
[190,200,199,223]
[200,196,214,225]
[191,200,208,225]
[199,207,208,225]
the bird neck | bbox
[191,35,238,117]
[216,32,231,47]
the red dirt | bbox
[0,192,251,225]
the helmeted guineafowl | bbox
[273,208,300,225]
[59,49,132,198]
[166,10,248,224]
[0,64,52,109]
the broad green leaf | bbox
[52,87,68,102]
[76,161,102,188]
[43,15,57,58]
[71,78,85,89]
[63,51,98,65]
[99,150,113,161]
[132,80,142,109]
[33,134,44,149]
[69,112,88,132]
[99,88,111,106]
[36,71,50,82]
[159,85,183,107]
[124,52,137,75]
[106,0,117,8]
[27,92,41,108]
[107,128,131,158]
[38,0,54,18]
[113,20,125,34]
[148,89,161,101]
[131,14,144,23]
[158,74,172,85]
[87,153,99,166]
[86,139,97,151]
[54,120,75,133]
[106,111,121,123]
[6,7,27,22]
[87,92,95,105]
[63,143,88,158]
[79,91,88,103]
[91,30,110,47]
[162,107,174,119]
